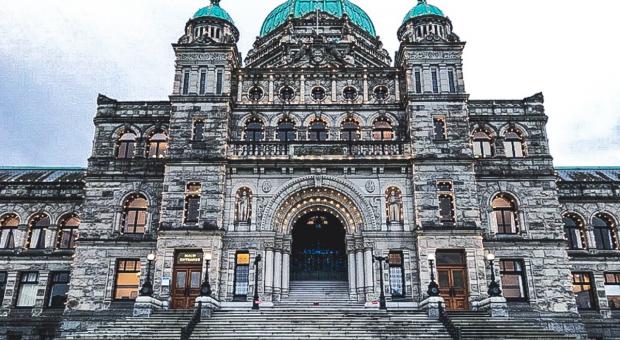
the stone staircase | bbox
[283,281,353,305]
[446,311,577,340]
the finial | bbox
[211,0,220,6]
[418,0,427,4]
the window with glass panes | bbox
[388,252,405,297]
[414,68,422,93]
[563,213,587,250]
[372,117,394,141]
[448,68,456,93]
[193,120,205,142]
[147,132,169,158]
[0,213,19,249]
[276,117,296,142]
[499,260,528,301]
[572,272,596,310]
[215,69,223,94]
[114,260,141,300]
[122,195,148,234]
[437,181,455,227]
[0,272,7,305]
[431,68,439,93]
[503,130,525,158]
[182,70,190,95]
[116,132,137,159]
[16,272,39,307]
[199,69,207,95]
[605,273,620,310]
[592,214,618,250]
[340,118,360,141]
[472,130,493,158]
[57,214,79,249]
[46,272,70,308]
[308,119,328,141]
[433,117,447,140]
[234,252,250,298]
[184,183,201,224]
[244,117,265,142]
[492,195,518,234]
[28,214,50,249]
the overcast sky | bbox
[1,0,618,167]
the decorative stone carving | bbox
[365,180,376,193]
[261,181,272,193]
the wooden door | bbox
[437,266,468,310]
[171,266,202,309]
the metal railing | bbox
[438,302,462,340]
[180,301,202,340]
[228,140,407,158]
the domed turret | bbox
[397,0,458,43]
[180,0,239,44]
[260,0,376,37]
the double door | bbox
[171,266,202,310]
[437,265,468,310]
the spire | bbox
[211,0,220,6]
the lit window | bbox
[121,195,148,234]
[233,252,250,298]
[343,86,358,101]
[57,214,79,250]
[114,260,141,300]
[16,272,39,307]
[472,130,493,158]
[504,130,525,158]
[147,132,169,158]
[46,272,70,309]
[276,117,296,142]
[592,214,618,250]
[499,260,528,301]
[492,194,519,234]
[572,272,596,310]
[0,213,19,249]
[433,117,447,141]
[184,183,201,224]
[340,117,360,141]
[563,213,587,250]
[193,120,205,142]
[116,132,137,159]
[308,118,328,142]
[604,273,620,310]
[388,252,405,297]
[244,117,265,142]
[372,117,394,141]
[27,214,50,249]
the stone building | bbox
[0,0,619,339]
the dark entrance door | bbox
[291,212,347,281]
[171,251,203,309]
[436,250,469,310]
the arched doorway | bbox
[291,212,347,281]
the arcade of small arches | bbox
[0,212,80,251]
[114,127,170,160]
[471,125,528,159]
[245,84,391,104]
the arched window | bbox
[248,86,264,101]
[372,117,394,141]
[244,117,265,142]
[121,195,148,234]
[308,118,328,142]
[27,214,51,249]
[311,87,326,101]
[116,132,137,159]
[472,130,494,158]
[340,117,360,141]
[374,86,389,101]
[563,213,587,250]
[504,129,525,158]
[592,213,618,250]
[343,86,358,101]
[57,214,80,249]
[280,86,295,102]
[276,117,296,142]
[492,194,519,234]
[146,131,169,158]
[0,214,19,249]
[193,120,205,142]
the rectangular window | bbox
[199,70,207,95]
[431,69,439,93]
[496,210,517,234]
[16,272,39,307]
[0,272,6,305]
[233,252,250,298]
[437,181,455,227]
[433,117,447,140]
[605,272,620,310]
[414,68,422,93]
[216,69,224,95]
[184,183,202,224]
[193,121,205,142]
[572,272,596,310]
[114,260,141,300]
[182,70,190,95]
[499,260,528,301]
[46,272,70,308]
[448,69,456,93]
[388,252,405,297]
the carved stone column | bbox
[355,250,365,299]
[264,248,274,296]
[364,247,374,295]
[273,251,282,298]
[281,251,290,298]
[348,251,357,298]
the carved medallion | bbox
[365,180,376,193]
[262,181,272,193]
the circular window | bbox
[374,85,389,101]
[343,86,358,101]
[280,86,295,101]
[311,87,326,101]
[248,86,264,101]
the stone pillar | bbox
[355,250,365,298]
[364,248,374,295]
[406,69,413,93]
[237,75,243,100]
[331,76,337,102]
[300,75,305,104]
[264,249,274,295]
[394,77,400,99]
[348,252,357,297]
[363,71,368,103]
[281,252,290,297]
[273,251,282,297]
[268,74,274,103]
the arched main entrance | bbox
[291,212,347,281]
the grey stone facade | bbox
[1,1,619,339]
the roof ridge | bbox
[0,166,86,171]
[556,166,620,170]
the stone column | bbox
[364,248,374,294]
[264,249,274,295]
[273,251,282,297]
[363,71,369,103]
[300,75,306,104]
[406,69,413,93]
[348,251,357,297]
[394,76,400,99]
[355,250,365,299]
[282,252,290,297]
[268,74,274,103]
[237,75,243,100]
[331,76,337,102]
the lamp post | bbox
[486,253,502,297]
[252,254,262,310]
[373,256,388,310]
[139,253,156,297]
[427,253,440,297]
[200,253,213,297]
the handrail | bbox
[180,301,202,340]
[438,302,462,340]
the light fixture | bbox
[428,253,436,262]
[486,253,495,261]
[147,253,156,261]
[205,253,213,261]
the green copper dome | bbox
[260,0,376,37]
[193,0,234,24]
[403,0,444,23]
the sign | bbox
[176,252,203,265]
[236,253,250,265]
[161,276,171,286]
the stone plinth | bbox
[473,296,509,318]
[133,296,165,317]
[419,296,444,319]
[196,296,221,318]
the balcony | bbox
[228,140,410,160]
